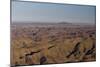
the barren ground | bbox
[11,23,96,66]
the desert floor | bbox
[11,23,96,66]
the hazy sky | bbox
[12,1,96,23]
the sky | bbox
[12,1,96,23]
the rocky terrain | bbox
[11,23,96,66]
